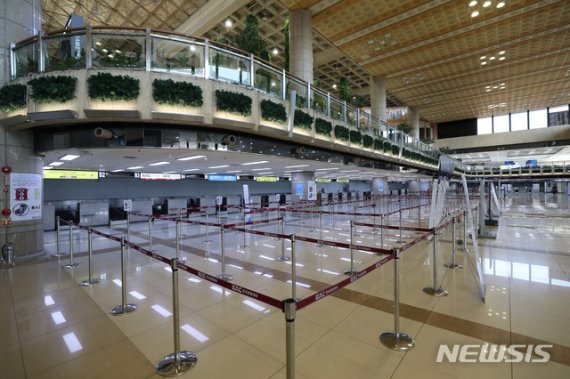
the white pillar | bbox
[372,177,389,196]
[0,0,44,258]
[370,75,387,122]
[408,107,420,140]
[289,9,313,84]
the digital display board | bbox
[208,175,237,182]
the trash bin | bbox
[2,243,15,268]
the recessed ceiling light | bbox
[251,168,271,171]
[226,170,242,173]
[315,168,339,171]
[43,166,54,170]
[272,47,279,55]
[126,166,143,170]
[332,84,337,89]
[241,160,268,166]
[224,19,232,28]
[149,161,170,166]
[49,162,64,166]
[496,1,505,8]
[480,56,486,60]
[469,0,478,6]
[111,169,124,172]
[177,155,205,161]
[489,56,496,60]
[367,39,375,45]
[285,164,309,168]
[208,165,230,169]
[257,172,273,175]
[59,154,80,161]
[499,56,506,61]
[498,50,505,55]
[483,1,492,7]
[471,10,480,17]
[183,168,200,172]
[481,61,487,65]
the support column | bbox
[372,177,388,197]
[407,107,420,140]
[0,0,44,258]
[370,75,387,122]
[289,9,313,84]
[291,171,315,204]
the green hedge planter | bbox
[152,79,203,107]
[215,90,252,116]
[392,145,400,156]
[88,73,139,101]
[334,125,349,141]
[29,76,76,103]
[260,99,286,123]
[374,138,383,151]
[363,135,374,148]
[0,84,27,112]
[349,130,362,145]
[315,118,332,136]
[294,109,313,130]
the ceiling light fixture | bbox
[177,155,205,161]
[483,1,492,7]
[49,162,64,166]
[183,168,200,172]
[111,169,124,172]
[126,166,143,170]
[469,0,478,6]
[59,154,80,161]
[224,19,232,28]
[149,161,170,166]
[241,160,269,166]
[272,47,279,55]
[496,1,505,8]
[285,164,309,168]
[251,168,271,171]
[471,10,480,17]
[208,165,230,169]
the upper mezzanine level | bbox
[0,26,441,173]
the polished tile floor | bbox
[1,194,569,378]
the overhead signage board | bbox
[43,170,99,180]
[337,179,349,184]
[139,173,182,180]
[255,176,278,182]
[315,178,331,183]
[208,175,237,182]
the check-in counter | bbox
[79,201,109,226]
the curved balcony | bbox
[1,26,442,171]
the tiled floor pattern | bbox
[1,195,569,378]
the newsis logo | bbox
[436,344,552,363]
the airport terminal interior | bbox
[0,1,569,378]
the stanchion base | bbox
[80,277,102,286]
[238,244,248,249]
[111,303,137,316]
[379,331,415,352]
[51,253,66,258]
[443,263,464,269]
[217,273,233,281]
[156,351,197,377]
[201,240,212,244]
[344,269,358,276]
[422,287,448,297]
[276,256,291,262]
[63,263,79,269]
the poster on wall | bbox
[295,183,304,198]
[10,173,42,221]
[307,180,317,201]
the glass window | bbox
[493,114,509,133]
[510,111,528,131]
[477,117,492,135]
[529,109,547,129]
[548,105,569,127]
[548,105,569,113]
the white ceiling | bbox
[41,147,428,181]
[452,145,570,165]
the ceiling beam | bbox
[175,0,250,37]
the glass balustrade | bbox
[8,27,445,165]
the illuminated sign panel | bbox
[43,170,99,180]
[208,175,237,182]
[255,176,278,182]
[139,173,182,180]
[315,178,331,183]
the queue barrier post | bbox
[240,209,248,249]
[175,219,180,259]
[156,258,198,376]
[111,237,137,315]
[80,227,101,286]
[148,218,153,251]
[126,212,131,247]
[202,209,212,244]
[284,298,296,379]
[444,216,463,269]
[380,214,384,249]
[63,223,78,268]
[53,216,62,257]
[217,225,233,281]
[318,209,324,248]
[290,234,297,300]
[422,229,448,297]
[276,218,291,262]
[344,220,358,275]
[380,248,415,351]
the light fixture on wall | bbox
[368,32,398,52]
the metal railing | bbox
[9,26,441,164]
